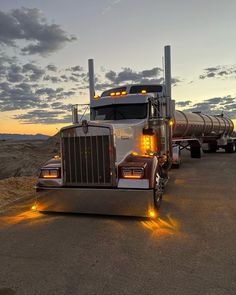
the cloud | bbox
[93,67,179,91]
[199,65,236,79]
[182,96,236,118]
[69,76,79,82]
[7,64,24,82]
[67,65,83,72]
[0,56,46,83]
[15,109,69,124]
[0,54,184,122]
[0,81,75,111]
[102,0,122,15]
[104,67,163,85]
[46,64,57,72]
[43,74,61,83]
[15,108,89,124]
[176,100,191,107]
[51,102,73,111]
[0,82,40,111]
[22,63,45,81]
[0,8,77,56]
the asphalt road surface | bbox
[0,152,236,295]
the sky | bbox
[0,0,236,135]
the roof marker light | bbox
[121,91,127,95]
[115,92,121,96]
[110,92,115,96]
[141,89,147,94]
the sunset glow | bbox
[0,1,235,135]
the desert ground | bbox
[0,135,59,180]
[0,148,235,295]
[0,136,59,208]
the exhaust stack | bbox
[164,45,172,118]
[72,105,78,124]
[88,59,95,103]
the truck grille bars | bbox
[61,126,115,187]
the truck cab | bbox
[36,83,172,217]
[35,46,174,218]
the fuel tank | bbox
[173,111,234,138]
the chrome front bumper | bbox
[36,186,155,217]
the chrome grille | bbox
[62,128,114,186]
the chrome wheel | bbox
[154,172,163,209]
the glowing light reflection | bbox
[141,215,180,237]
[0,210,41,227]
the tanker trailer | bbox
[171,111,235,165]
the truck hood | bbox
[92,119,147,163]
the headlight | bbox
[40,168,60,179]
[121,167,144,179]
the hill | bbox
[0,133,49,141]
[0,133,60,180]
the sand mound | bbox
[0,133,60,180]
[0,177,37,208]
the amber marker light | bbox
[53,155,60,160]
[121,167,144,179]
[31,204,37,211]
[110,92,115,96]
[42,175,58,179]
[169,119,174,126]
[121,91,127,95]
[148,210,157,218]
[123,174,142,179]
[141,135,155,154]
[115,92,121,96]
[94,95,100,99]
[40,168,60,179]
[141,89,147,94]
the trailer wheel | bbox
[153,172,163,209]
[203,144,217,153]
[190,146,201,158]
[225,142,236,153]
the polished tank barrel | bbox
[173,110,234,138]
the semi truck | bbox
[35,46,235,218]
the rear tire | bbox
[205,144,217,153]
[172,162,180,169]
[225,142,236,153]
[190,146,201,158]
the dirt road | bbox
[0,152,235,295]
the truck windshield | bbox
[92,104,147,120]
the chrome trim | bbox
[118,179,149,189]
[36,187,155,217]
[61,125,115,187]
